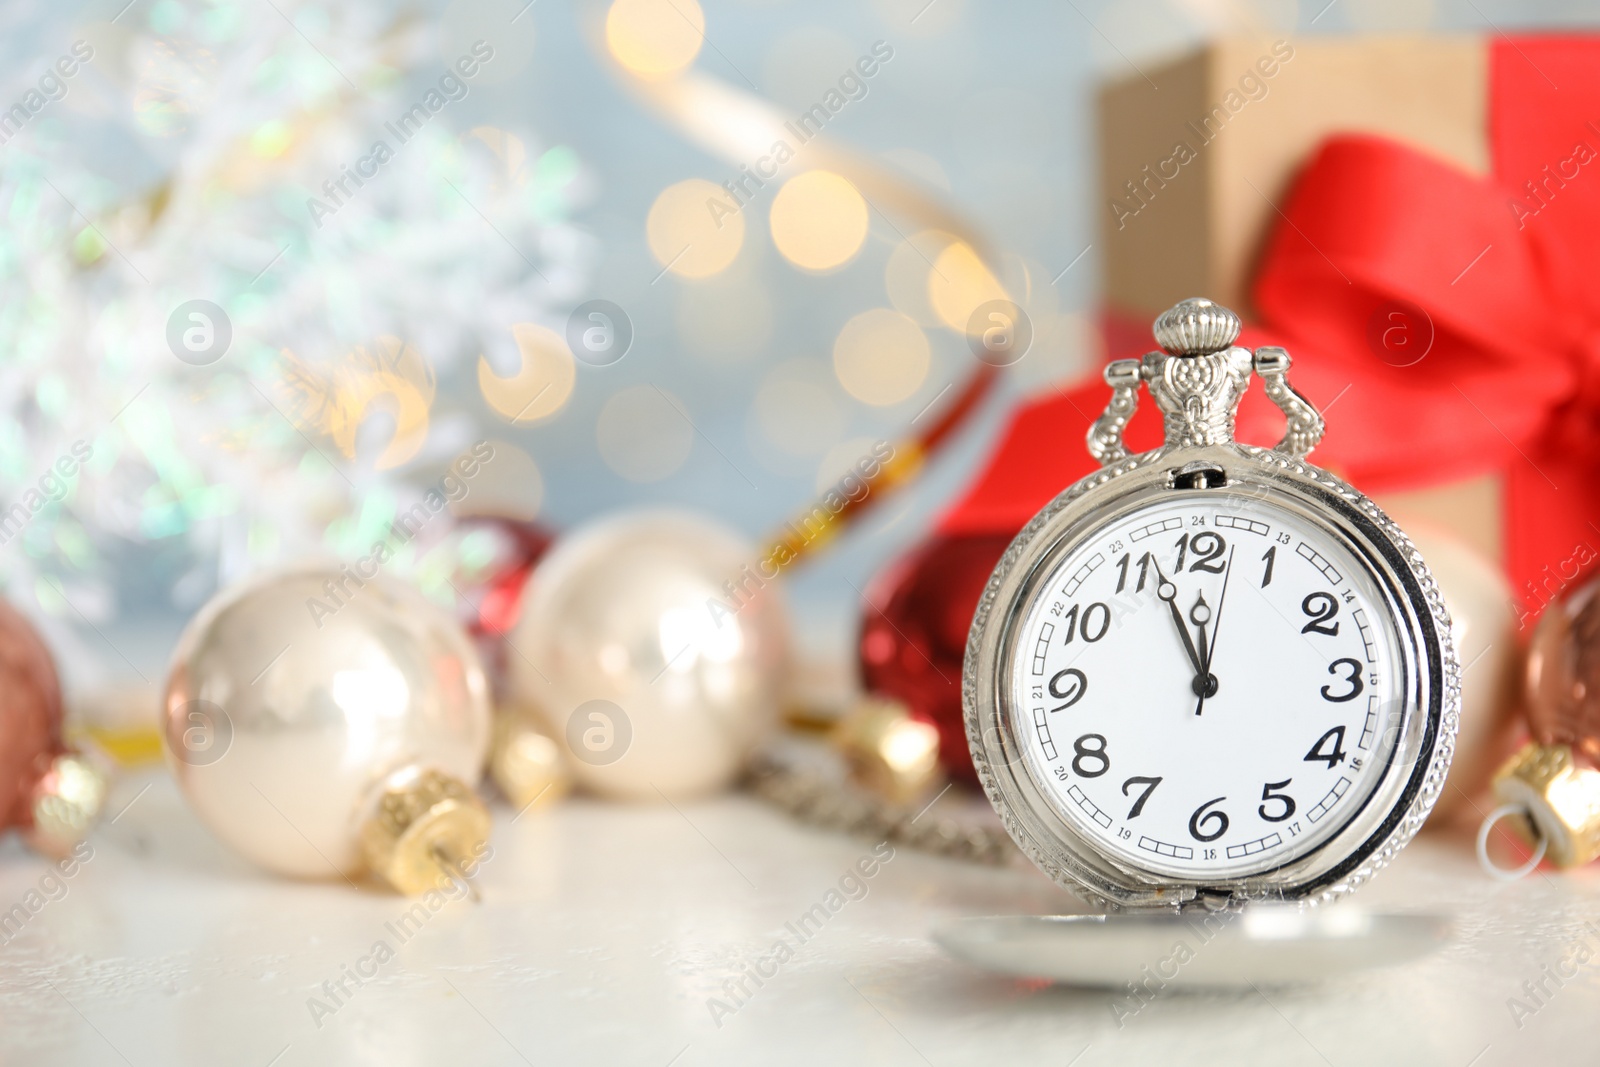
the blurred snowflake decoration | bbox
[0,0,592,684]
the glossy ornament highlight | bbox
[163,568,492,894]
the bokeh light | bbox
[885,229,957,327]
[677,274,774,362]
[477,323,576,423]
[606,0,705,78]
[279,336,436,471]
[833,308,930,406]
[647,178,745,279]
[769,170,870,273]
[448,439,544,520]
[928,239,1008,332]
[752,359,843,456]
[596,384,694,482]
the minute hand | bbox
[1195,546,1237,716]
[1152,559,1205,675]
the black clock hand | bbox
[1152,559,1205,677]
[1189,591,1218,714]
[1194,547,1236,716]
[1190,591,1212,668]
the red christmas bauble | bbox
[858,533,1010,781]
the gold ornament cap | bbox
[25,752,109,859]
[360,766,492,896]
[832,697,943,805]
[489,712,570,811]
[1491,742,1600,868]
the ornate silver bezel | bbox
[962,441,1460,911]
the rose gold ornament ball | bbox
[0,596,105,856]
[1526,576,1600,766]
[0,598,62,826]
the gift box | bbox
[862,34,1600,781]
[1098,34,1509,566]
[1098,37,1486,320]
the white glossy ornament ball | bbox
[163,567,492,882]
[509,510,791,800]
[1401,524,1518,818]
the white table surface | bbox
[2,767,1596,1067]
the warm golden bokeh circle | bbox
[753,360,843,456]
[477,323,576,423]
[928,239,1008,332]
[676,274,774,361]
[833,308,930,407]
[449,439,544,520]
[596,384,695,482]
[605,0,705,78]
[768,170,870,272]
[647,178,746,279]
[885,229,958,327]
[280,336,436,471]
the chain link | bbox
[746,753,1017,866]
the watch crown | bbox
[1154,298,1242,356]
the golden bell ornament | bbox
[163,567,493,894]
[1489,744,1600,869]
[489,709,570,811]
[832,697,943,805]
[26,752,109,859]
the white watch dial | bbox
[1009,495,1404,880]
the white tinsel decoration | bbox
[0,0,591,682]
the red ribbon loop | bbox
[940,37,1600,599]
[1247,133,1573,491]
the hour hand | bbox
[1152,561,1205,676]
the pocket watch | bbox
[963,298,1460,910]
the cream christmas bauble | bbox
[509,510,790,800]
